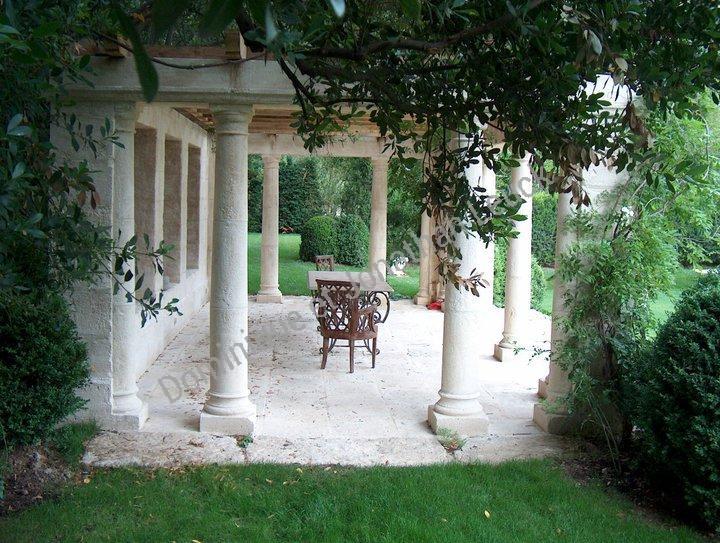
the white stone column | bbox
[257,154,282,303]
[200,105,257,435]
[111,103,148,429]
[414,210,433,305]
[369,157,389,278]
[495,154,533,362]
[428,138,490,436]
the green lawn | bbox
[248,233,420,299]
[0,459,701,543]
[537,267,700,322]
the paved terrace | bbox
[84,297,570,467]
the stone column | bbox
[414,210,433,305]
[257,154,282,303]
[200,105,257,435]
[111,103,148,429]
[494,154,533,362]
[533,190,576,431]
[428,138,490,436]
[369,157,389,278]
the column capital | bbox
[371,156,389,170]
[262,154,281,168]
[211,104,253,135]
[114,102,139,133]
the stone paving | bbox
[84,297,572,467]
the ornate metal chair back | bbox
[315,279,361,333]
[315,255,335,271]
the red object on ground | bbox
[426,300,443,311]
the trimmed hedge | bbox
[532,191,557,267]
[335,214,369,267]
[0,290,89,447]
[493,237,546,310]
[626,272,720,532]
[299,215,338,263]
[248,156,324,233]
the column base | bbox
[493,343,521,362]
[414,294,432,306]
[200,410,256,435]
[532,402,577,435]
[537,378,548,399]
[427,404,489,437]
[111,401,149,431]
[256,291,283,303]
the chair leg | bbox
[371,337,377,369]
[321,337,329,369]
[349,340,355,373]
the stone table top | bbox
[307,270,394,292]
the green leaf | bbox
[327,0,346,18]
[6,113,23,132]
[199,0,243,37]
[152,0,193,35]
[399,0,420,20]
[111,3,159,102]
[265,4,278,42]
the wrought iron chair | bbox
[314,279,378,373]
[314,254,335,271]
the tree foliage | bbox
[124,0,720,291]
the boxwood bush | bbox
[299,215,338,263]
[493,237,546,310]
[626,272,720,532]
[0,290,89,447]
[335,214,369,267]
[532,191,557,267]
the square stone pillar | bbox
[257,154,282,303]
[369,157,389,278]
[495,154,533,362]
[200,105,257,435]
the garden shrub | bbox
[626,273,720,532]
[299,215,338,263]
[0,290,89,448]
[335,214,369,267]
[493,237,546,310]
[532,191,557,267]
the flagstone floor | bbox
[84,297,571,467]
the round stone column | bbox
[428,140,490,436]
[200,105,257,435]
[257,154,282,303]
[414,210,433,305]
[495,154,533,362]
[369,157,388,278]
[111,103,148,429]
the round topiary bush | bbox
[335,214,369,267]
[299,215,338,263]
[0,290,89,447]
[626,272,720,532]
[493,237,546,310]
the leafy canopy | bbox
[121,0,720,286]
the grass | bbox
[248,233,420,299]
[0,459,701,543]
[47,422,99,466]
[537,266,701,323]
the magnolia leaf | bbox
[199,0,243,37]
[111,3,158,102]
[327,0,346,18]
[265,4,278,42]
